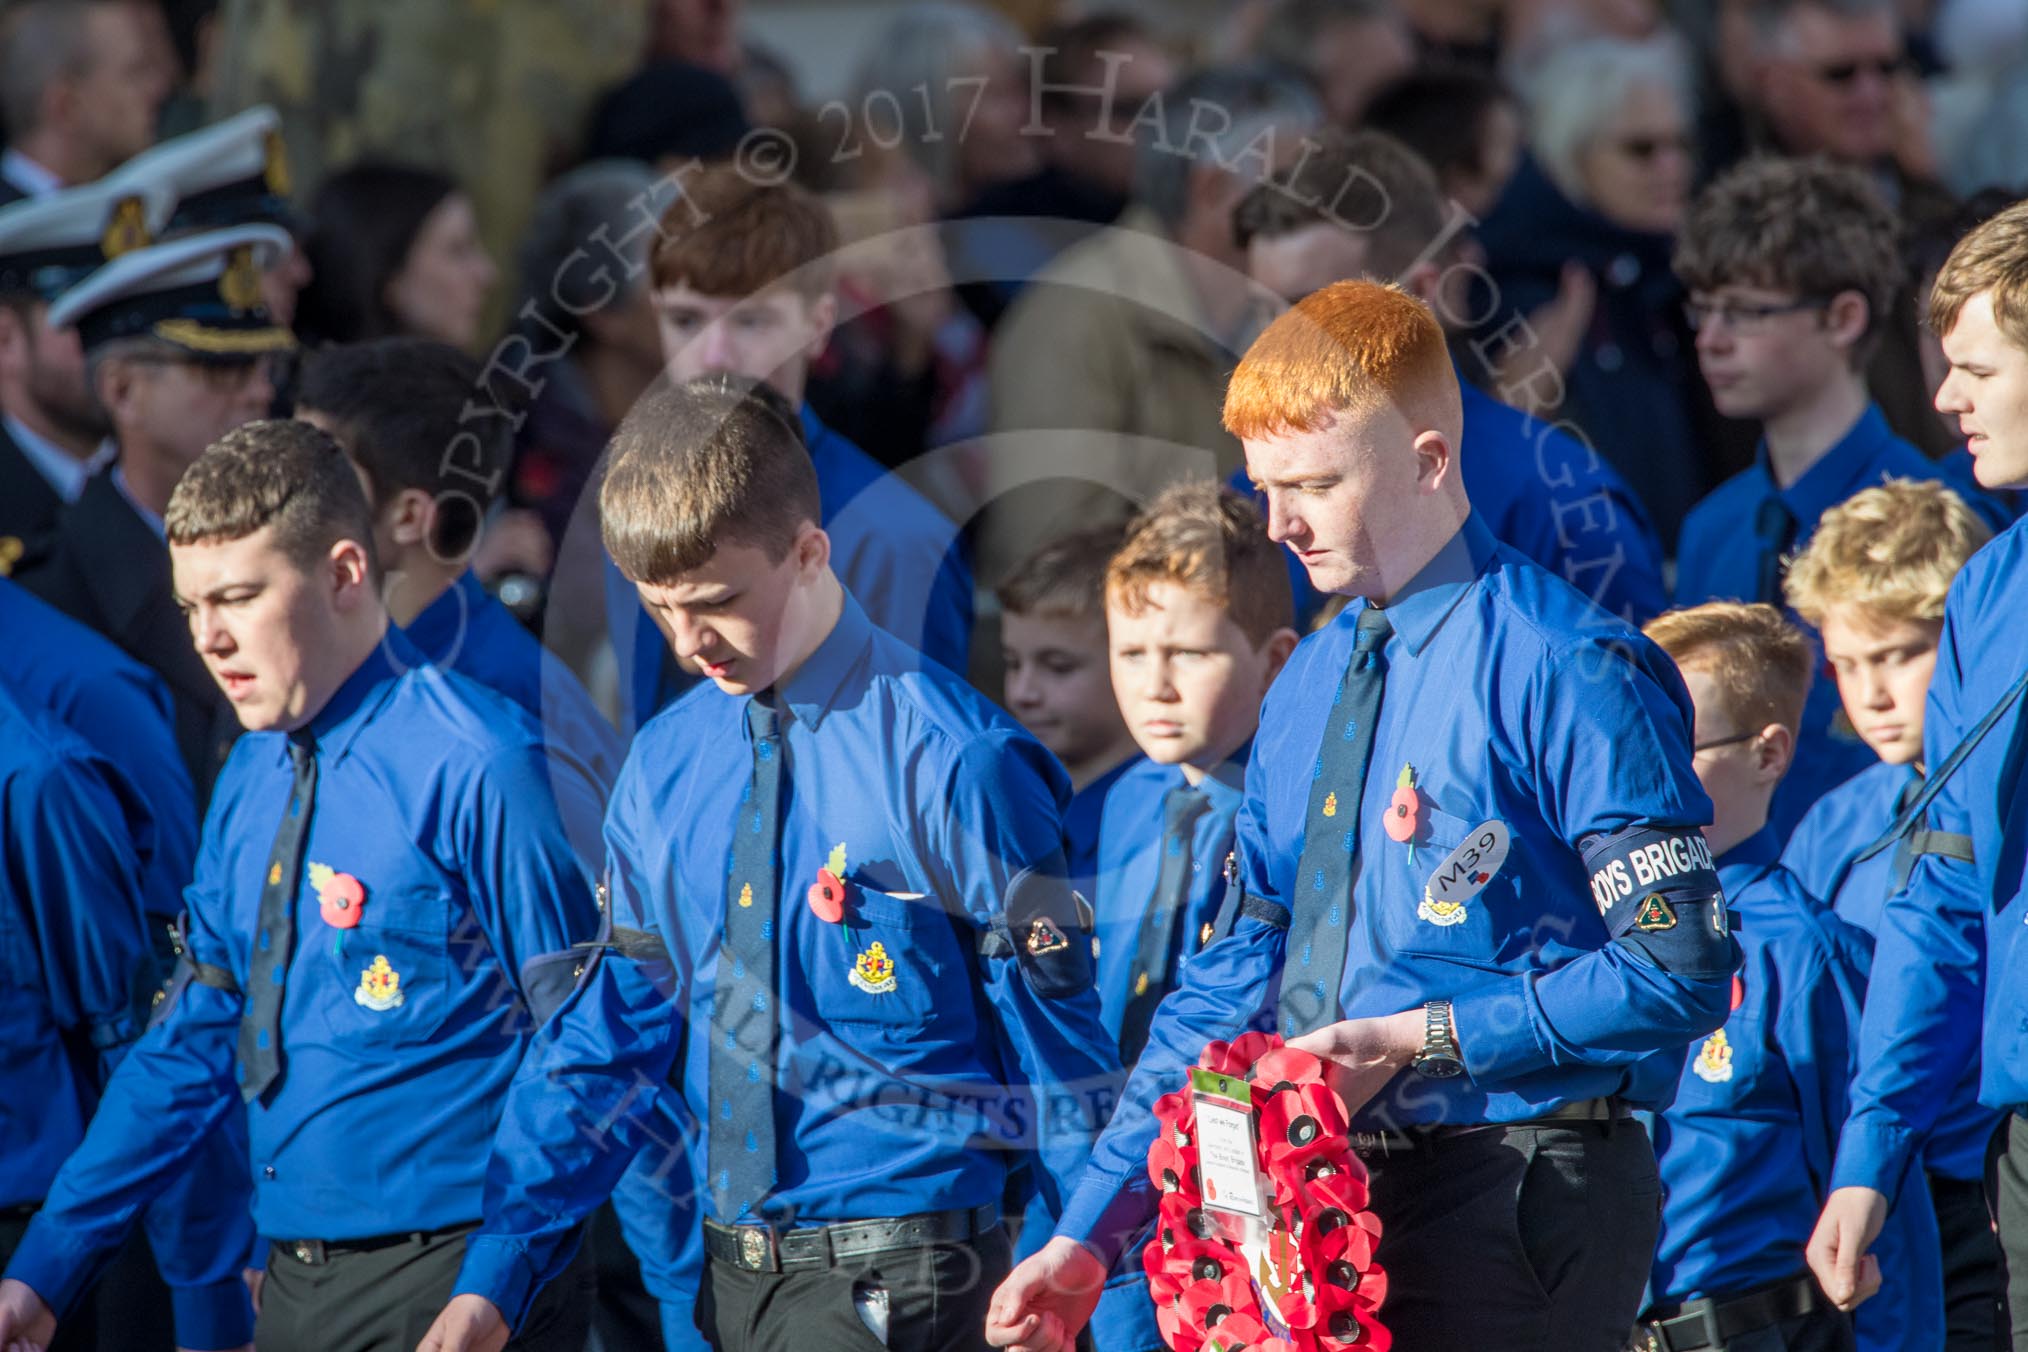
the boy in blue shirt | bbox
[1086,481,1295,1351]
[1640,602,1940,1352]
[423,375,1119,1352]
[1671,157,2009,839]
[294,336,623,863]
[1782,478,2001,1351]
[998,524,1144,901]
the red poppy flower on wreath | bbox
[1155,1090,1195,1146]
[1150,1138,1197,1196]
[1250,1045,1332,1095]
[1260,1083,1349,1170]
[1270,1138,1361,1211]
[1178,1270,1260,1337]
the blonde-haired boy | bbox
[1782,477,1999,1347]
[1638,602,1941,1352]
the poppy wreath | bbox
[1141,1032,1389,1352]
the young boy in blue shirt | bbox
[998,524,1143,901]
[1085,481,1295,1351]
[1782,479,2001,1349]
[1640,602,1940,1352]
[1671,157,2009,839]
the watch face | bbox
[1414,1052,1465,1079]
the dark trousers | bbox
[697,1226,1012,1351]
[587,1202,662,1352]
[0,1209,175,1352]
[1933,1167,2006,1351]
[1984,1114,2028,1350]
[254,1226,592,1352]
[1359,1119,1660,1350]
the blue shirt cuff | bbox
[1831,1118,1920,1203]
[170,1275,256,1350]
[660,1300,702,1347]
[1051,1167,1149,1270]
[1451,980,1551,1085]
[452,1236,541,1332]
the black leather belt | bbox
[1637,1273,1822,1351]
[1349,1096,1633,1155]
[273,1221,478,1266]
[703,1203,1000,1274]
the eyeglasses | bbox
[1692,728,1762,754]
[1682,297,1829,334]
[1811,55,1907,87]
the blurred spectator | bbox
[949,11,1177,328]
[851,1,1041,216]
[0,0,168,203]
[582,60,750,171]
[1933,0,2028,196]
[1743,0,1961,455]
[507,161,670,676]
[1501,0,1663,90]
[736,40,802,130]
[1399,0,1506,68]
[1480,30,1734,549]
[1248,0,1416,127]
[643,0,742,73]
[296,163,499,350]
[155,0,222,136]
[977,62,1318,588]
[1364,67,1524,219]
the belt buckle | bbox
[737,1225,776,1273]
[290,1240,323,1265]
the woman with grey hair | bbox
[848,0,1040,213]
[1476,30,1733,551]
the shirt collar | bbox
[110,466,165,540]
[4,413,110,503]
[288,625,415,767]
[401,570,486,667]
[770,591,875,734]
[1194,740,1251,811]
[1767,403,1895,526]
[1373,512,1498,657]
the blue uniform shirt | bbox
[1091,755,1247,1051]
[611,404,976,730]
[1067,755,1138,909]
[1054,515,1738,1259]
[0,577,195,921]
[4,630,602,1319]
[1784,761,2001,1182]
[403,569,622,864]
[454,592,1122,1328]
[1236,376,1668,632]
[1674,404,2012,839]
[0,683,254,1348]
[1836,513,2028,1197]
[1649,827,1942,1352]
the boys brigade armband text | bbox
[1581,825,1736,977]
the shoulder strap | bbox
[1854,666,2028,865]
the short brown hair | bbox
[166,419,377,573]
[1223,279,1458,439]
[1674,157,1905,364]
[996,521,1129,621]
[601,375,819,584]
[1233,129,1448,280]
[650,161,837,301]
[1643,602,1814,736]
[1107,481,1293,646]
[1929,195,2028,351]
[1783,477,1989,628]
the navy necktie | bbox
[238,729,316,1104]
[1117,785,1213,1063]
[709,697,784,1221]
[1753,495,1797,605]
[1279,606,1392,1037]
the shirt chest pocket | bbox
[1383,804,1511,957]
[799,884,960,1036]
[306,884,453,1049]
[1677,1011,1771,1111]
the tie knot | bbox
[1162,786,1207,831]
[1755,496,1794,541]
[286,728,316,774]
[746,697,782,743]
[1354,605,1392,649]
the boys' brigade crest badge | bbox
[354,955,404,1011]
[1693,1028,1733,1083]
[850,941,897,995]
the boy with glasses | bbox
[1671,156,2005,838]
